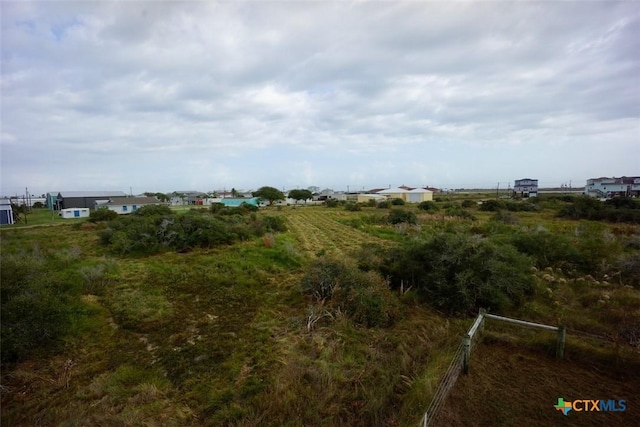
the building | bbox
[55,191,128,210]
[513,179,539,198]
[220,197,260,207]
[0,199,14,225]
[375,186,434,203]
[59,208,90,219]
[584,176,640,198]
[95,196,161,214]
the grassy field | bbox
[1,201,639,426]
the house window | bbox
[123,205,128,212]
[132,205,137,211]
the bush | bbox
[417,201,439,212]
[617,254,640,288]
[461,199,476,208]
[378,233,535,315]
[134,204,172,216]
[479,199,506,211]
[325,199,340,208]
[345,203,362,211]
[367,199,377,207]
[377,200,391,209]
[444,206,477,220]
[388,209,417,225]
[89,209,119,222]
[390,198,405,206]
[491,210,519,225]
[32,201,45,209]
[300,258,400,327]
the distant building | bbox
[584,176,640,198]
[219,197,260,207]
[513,179,538,198]
[95,196,161,214]
[55,191,128,210]
[59,208,90,219]
[376,186,434,203]
[0,199,14,225]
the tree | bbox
[11,203,29,224]
[253,186,285,206]
[288,189,313,204]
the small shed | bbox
[0,199,14,225]
[59,208,90,219]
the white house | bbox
[59,208,90,219]
[584,176,640,198]
[96,196,160,214]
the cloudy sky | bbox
[1,1,639,196]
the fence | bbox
[419,309,565,426]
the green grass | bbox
[1,204,639,426]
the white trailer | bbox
[59,208,90,219]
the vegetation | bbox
[2,199,639,426]
[252,186,285,205]
[558,196,640,223]
[288,189,313,204]
[89,208,119,222]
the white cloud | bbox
[1,1,638,195]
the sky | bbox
[1,1,639,197]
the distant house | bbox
[55,191,128,210]
[513,179,538,198]
[59,208,90,219]
[0,199,14,225]
[95,196,161,214]
[584,176,640,198]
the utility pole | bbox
[496,182,500,199]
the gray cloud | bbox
[1,1,638,195]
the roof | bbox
[0,199,12,207]
[58,191,127,198]
[106,197,160,205]
[378,187,409,194]
[408,188,434,193]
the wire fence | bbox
[420,312,485,427]
[419,342,464,427]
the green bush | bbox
[377,200,391,209]
[390,198,405,206]
[345,203,362,211]
[388,209,417,225]
[479,199,506,211]
[461,200,476,208]
[444,206,477,220]
[300,258,400,327]
[417,201,439,212]
[617,254,640,288]
[89,209,119,222]
[367,199,377,207]
[325,199,340,208]
[134,204,172,216]
[491,210,519,225]
[378,233,535,315]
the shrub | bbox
[345,203,362,212]
[32,201,45,209]
[300,258,400,327]
[377,200,391,209]
[325,199,340,208]
[417,201,439,212]
[134,204,172,216]
[378,233,535,315]
[444,206,477,220]
[491,210,519,225]
[367,199,377,207]
[461,199,476,208]
[479,199,506,211]
[616,254,640,288]
[388,209,417,225]
[89,209,119,222]
[390,198,405,206]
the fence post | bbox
[423,412,427,427]
[556,325,566,359]
[463,335,471,374]
[479,308,486,334]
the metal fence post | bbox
[463,335,471,374]
[479,308,486,334]
[556,325,566,359]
